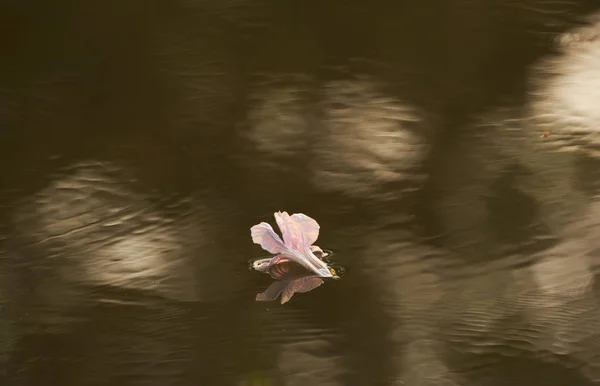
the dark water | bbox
[2,1,600,385]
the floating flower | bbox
[250,212,334,278]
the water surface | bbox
[2,1,600,385]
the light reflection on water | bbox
[2,1,600,386]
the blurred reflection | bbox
[4,159,258,384]
[421,12,600,383]
[519,13,600,230]
[246,74,316,158]
[361,226,462,385]
[521,11,600,248]
[10,160,221,303]
[522,206,600,380]
[433,257,600,384]
[245,75,430,200]
[428,10,600,256]
[313,78,430,199]
[529,12,600,146]
[360,223,600,384]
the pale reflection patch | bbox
[314,78,429,198]
[529,12,600,152]
[443,18,600,377]
[245,75,429,198]
[511,254,600,379]
[362,228,454,385]
[518,12,600,235]
[452,117,600,381]
[531,255,593,304]
[12,161,205,302]
[360,221,600,382]
[246,75,314,156]
[85,233,180,292]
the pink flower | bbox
[250,212,333,278]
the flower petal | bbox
[250,222,287,254]
[252,256,290,273]
[274,212,320,250]
[260,255,291,275]
[310,245,323,258]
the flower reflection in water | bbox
[250,249,343,304]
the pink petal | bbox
[253,255,290,273]
[261,255,290,273]
[310,245,323,256]
[250,222,287,254]
[274,212,320,250]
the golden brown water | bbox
[2,1,600,385]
